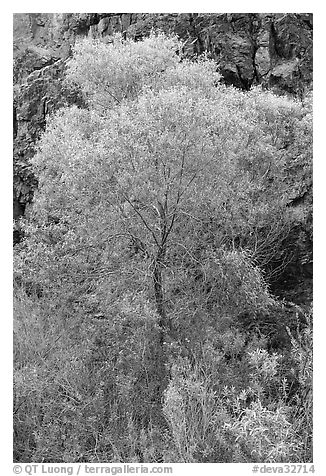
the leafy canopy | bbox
[17,33,311,322]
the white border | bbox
[3,3,324,474]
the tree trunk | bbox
[150,243,169,409]
[153,253,167,332]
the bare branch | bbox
[104,84,121,104]
[122,194,160,247]
[164,171,198,243]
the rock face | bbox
[13,13,313,222]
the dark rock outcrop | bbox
[14,13,88,222]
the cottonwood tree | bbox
[15,34,311,407]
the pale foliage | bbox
[14,33,312,464]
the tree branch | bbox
[122,194,160,247]
[104,84,121,104]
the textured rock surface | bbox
[13,12,313,221]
